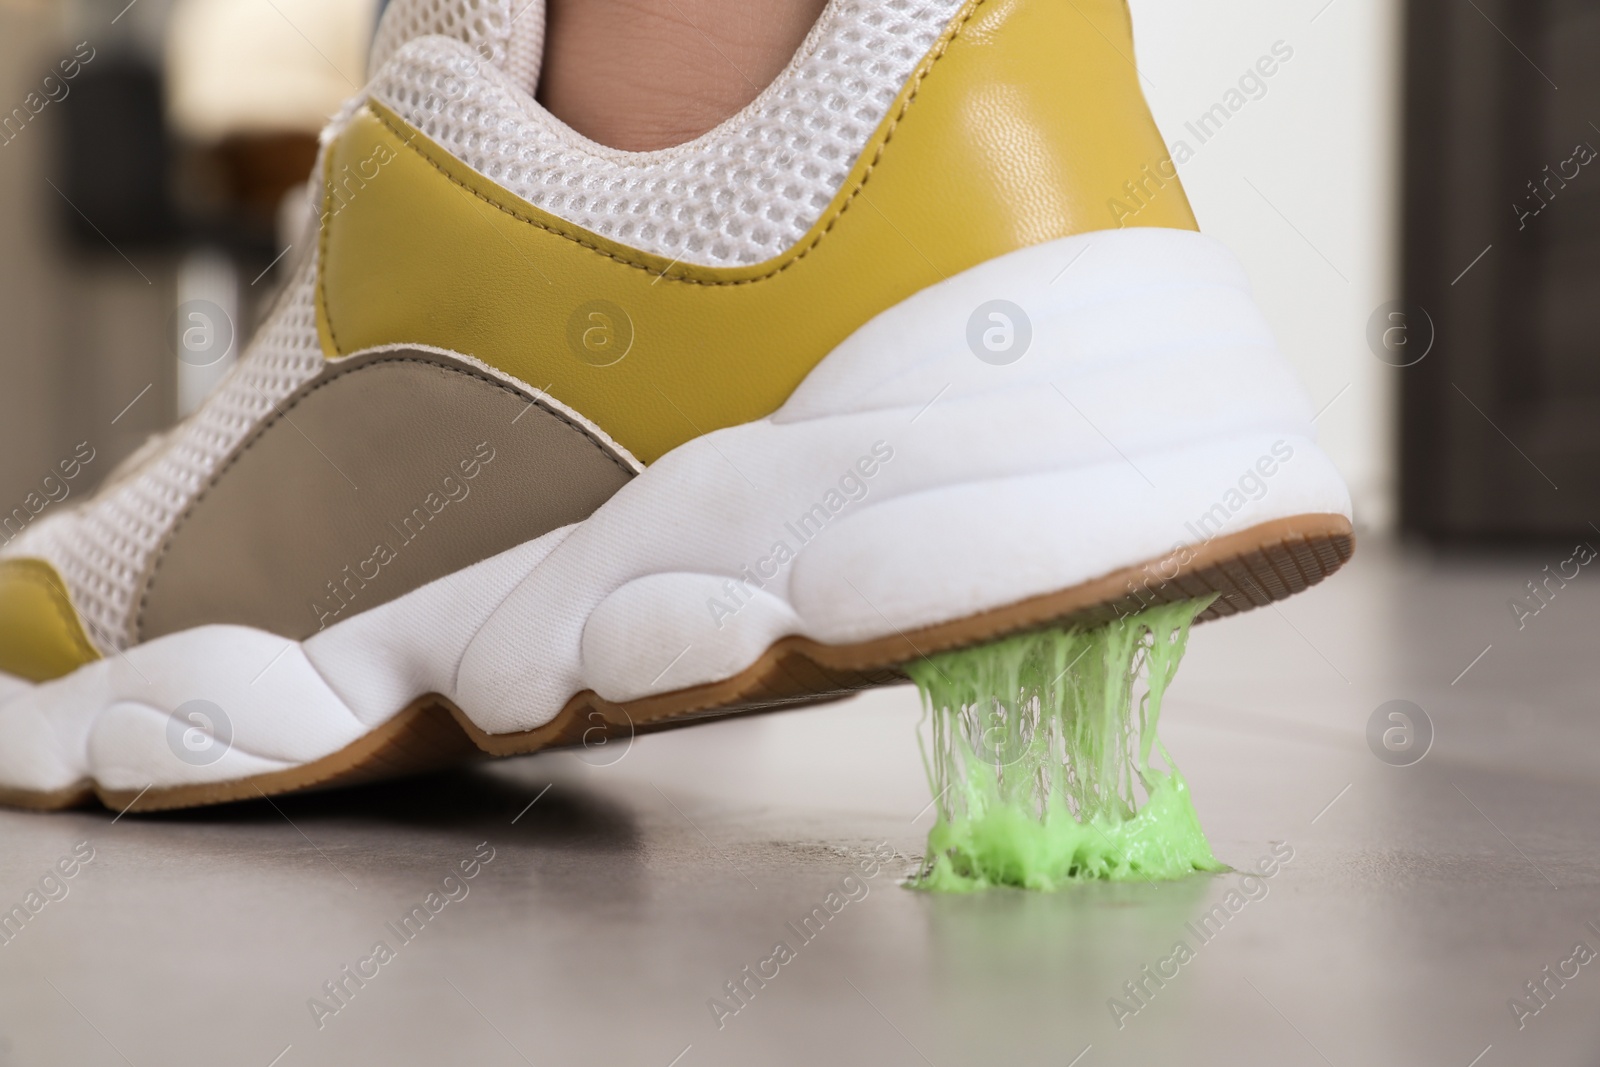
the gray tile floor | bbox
[1,537,1598,1066]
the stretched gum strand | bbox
[908,597,1226,893]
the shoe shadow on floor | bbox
[117,758,641,853]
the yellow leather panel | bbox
[0,558,100,683]
[319,0,1194,463]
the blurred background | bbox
[0,0,376,521]
[0,0,1587,546]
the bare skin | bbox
[538,0,829,151]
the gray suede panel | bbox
[139,350,634,641]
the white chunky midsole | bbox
[0,229,1351,795]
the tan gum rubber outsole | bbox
[70,513,1350,813]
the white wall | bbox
[1127,0,1402,530]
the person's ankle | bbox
[537,0,827,152]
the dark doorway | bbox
[1400,0,1600,541]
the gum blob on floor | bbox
[909,598,1226,892]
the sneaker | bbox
[0,0,1352,811]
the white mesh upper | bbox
[4,0,966,651]
[369,0,545,92]
[369,0,963,267]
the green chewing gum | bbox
[909,598,1226,892]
